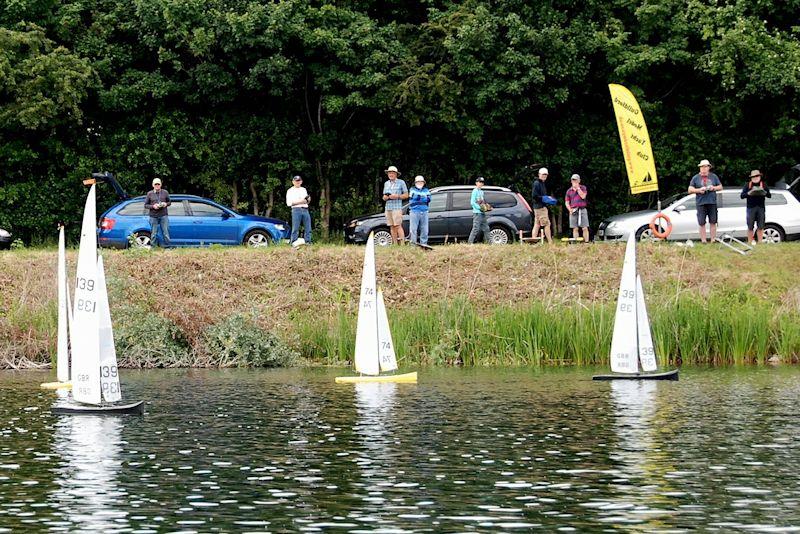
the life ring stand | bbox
[649,212,672,239]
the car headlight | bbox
[0,229,10,238]
[348,221,362,228]
[606,222,618,230]
[274,224,285,231]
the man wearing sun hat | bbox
[382,165,409,245]
[688,159,722,243]
[408,175,431,245]
[144,177,171,248]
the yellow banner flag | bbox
[609,84,658,194]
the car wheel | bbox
[762,224,785,244]
[635,225,655,242]
[488,225,513,245]
[244,229,272,247]
[131,231,152,248]
[373,228,393,247]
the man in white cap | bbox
[530,167,552,244]
[688,159,722,242]
[382,165,408,244]
[564,174,589,242]
[408,175,431,245]
[144,177,171,247]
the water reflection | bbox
[601,380,679,527]
[51,415,127,531]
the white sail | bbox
[56,226,70,383]
[636,275,658,372]
[70,185,102,404]
[96,255,122,402]
[610,233,639,373]
[376,288,398,372]
[354,235,380,375]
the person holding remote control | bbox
[688,159,722,243]
[740,169,771,244]
[144,177,172,248]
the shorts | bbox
[385,209,403,226]
[696,203,718,225]
[534,207,550,227]
[746,206,765,231]
[569,208,589,228]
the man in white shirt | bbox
[286,175,312,245]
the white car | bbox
[597,187,800,243]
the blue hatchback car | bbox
[98,195,290,248]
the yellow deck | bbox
[335,372,418,384]
[40,381,72,390]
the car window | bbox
[450,192,472,211]
[189,201,225,217]
[429,193,447,213]
[484,191,517,208]
[118,202,147,215]
[720,192,746,208]
[766,192,787,206]
[168,201,187,216]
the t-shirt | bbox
[565,185,588,209]
[531,179,547,209]
[470,187,484,214]
[690,173,721,206]
[408,187,431,212]
[383,179,408,211]
[286,186,309,208]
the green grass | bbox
[292,296,799,367]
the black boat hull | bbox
[51,400,145,415]
[592,369,679,381]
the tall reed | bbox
[293,295,799,367]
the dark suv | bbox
[344,185,533,245]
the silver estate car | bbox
[597,188,800,242]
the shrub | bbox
[200,313,298,368]
[113,305,191,367]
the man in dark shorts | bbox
[687,159,722,243]
[740,169,771,244]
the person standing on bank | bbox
[740,169,771,244]
[144,178,171,248]
[286,175,312,245]
[408,175,431,245]
[382,165,408,245]
[565,174,589,242]
[531,167,553,244]
[688,159,722,243]
[468,177,491,244]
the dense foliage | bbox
[1,0,798,242]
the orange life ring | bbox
[649,212,672,239]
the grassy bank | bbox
[1,242,799,369]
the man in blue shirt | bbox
[468,177,490,244]
[382,165,409,245]
[531,167,553,244]
[688,159,722,243]
[408,175,431,245]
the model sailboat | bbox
[52,183,144,414]
[593,233,678,381]
[335,233,417,384]
[40,226,74,391]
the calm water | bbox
[1,367,800,532]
